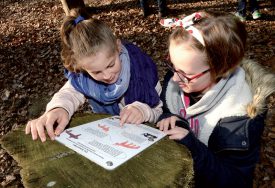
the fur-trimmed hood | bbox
[241,59,275,118]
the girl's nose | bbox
[102,71,111,80]
[172,73,180,82]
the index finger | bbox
[54,116,69,136]
[169,116,178,129]
[45,117,56,140]
[120,108,130,126]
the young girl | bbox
[26,8,162,142]
[157,11,275,187]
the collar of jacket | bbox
[241,59,275,118]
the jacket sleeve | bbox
[124,81,163,123]
[46,81,86,119]
[178,115,264,188]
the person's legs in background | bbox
[236,0,261,21]
[140,0,149,17]
[157,0,167,17]
[236,0,247,21]
[249,0,261,19]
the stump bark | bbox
[1,114,193,188]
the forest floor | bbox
[0,0,274,187]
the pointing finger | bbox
[55,117,69,136]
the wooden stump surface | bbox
[1,114,193,188]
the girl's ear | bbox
[116,39,122,52]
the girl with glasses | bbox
[157,11,275,187]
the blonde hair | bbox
[169,11,247,82]
[60,8,118,72]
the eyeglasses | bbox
[165,61,210,84]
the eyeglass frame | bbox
[164,60,210,84]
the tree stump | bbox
[0,114,193,188]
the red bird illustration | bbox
[114,141,140,149]
[98,124,110,132]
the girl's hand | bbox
[25,108,69,142]
[120,105,144,126]
[156,116,180,131]
[165,126,189,140]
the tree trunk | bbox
[60,0,85,15]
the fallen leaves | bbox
[0,0,274,187]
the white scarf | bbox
[166,67,252,145]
